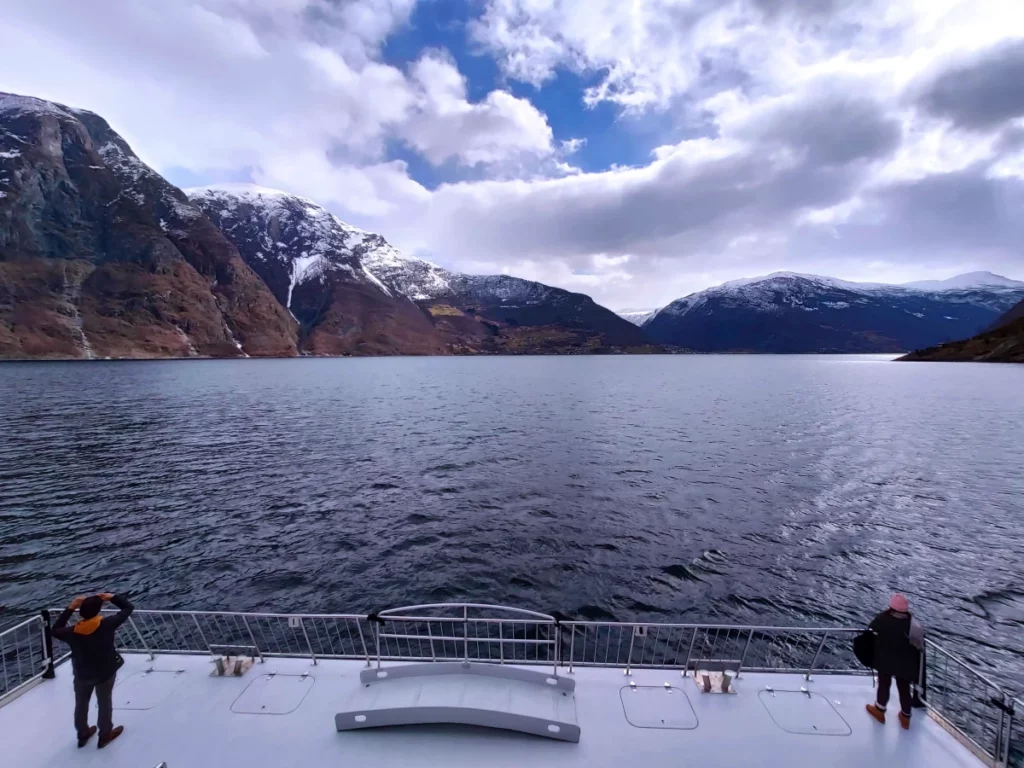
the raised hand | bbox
[69,596,86,610]
[99,593,114,601]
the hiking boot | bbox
[866,704,886,724]
[899,712,911,730]
[77,726,97,748]
[97,725,124,749]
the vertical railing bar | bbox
[241,616,263,663]
[298,618,316,665]
[737,629,755,678]
[192,615,213,656]
[805,632,828,681]
[682,628,698,675]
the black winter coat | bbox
[52,595,134,683]
[870,609,923,681]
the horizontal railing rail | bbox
[0,615,51,704]
[31,605,1018,765]
[559,621,865,677]
[370,603,559,675]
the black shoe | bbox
[97,725,124,749]
[77,726,97,748]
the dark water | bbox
[1,356,1022,690]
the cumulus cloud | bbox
[917,40,1024,130]
[1,0,1023,309]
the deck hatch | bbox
[113,670,187,710]
[758,689,852,736]
[231,673,315,715]
[619,686,698,730]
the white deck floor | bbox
[1,653,984,768]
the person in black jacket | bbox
[866,593,924,730]
[52,592,134,749]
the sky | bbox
[2,0,1023,310]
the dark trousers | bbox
[74,674,115,739]
[876,672,913,717]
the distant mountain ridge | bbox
[643,272,1024,353]
[189,184,656,356]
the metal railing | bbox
[0,615,53,703]
[28,604,1020,767]
[46,609,372,665]
[370,603,559,674]
[560,621,863,677]
[918,639,1015,766]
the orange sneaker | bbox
[899,712,911,730]
[866,704,886,724]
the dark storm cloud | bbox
[918,40,1024,130]
[741,93,902,166]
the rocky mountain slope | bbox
[643,272,1024,353]
[0,93,297,359]
[1,92,654,359]
[190,185,656,355]
[900,297,1024,362]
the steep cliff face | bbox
[190,185,657,355]
[0,93,297,359]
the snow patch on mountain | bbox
[617,308,659,326]
[902,271,1024,291]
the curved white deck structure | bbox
[335,662,580,742]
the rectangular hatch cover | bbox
[231,673,314,715]
[758,689,851,736]
[620,686,698,730]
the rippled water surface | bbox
[1,356,1022,688]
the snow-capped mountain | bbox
[616,308,659,326]
[0,92,296,359]
[644,272,1024,353]
[189,185,653,355]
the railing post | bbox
[805,632,829,681]
[624,626,636,676]
[241,616,263,664]
[192,615,212,656]
[298,619,317,666]
[736,628,754,679]
[356,620,370,667]
[463,605,469,664]
[129,616,154,661]
[40,611,55,679]
[682,627,699,676]
[568,626,575,674]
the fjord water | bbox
[1,356,1022,687]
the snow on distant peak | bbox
[902,272,1024,291]
[617,308,659,326]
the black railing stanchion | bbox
[40,610,55,680]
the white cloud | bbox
[2,0,1024,311]
[401,51,553,165]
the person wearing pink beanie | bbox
[865,593,925,729]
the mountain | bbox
[643,272,1024,353]
[0,93,297,359]
[189,185,657,355]
[899,297,1024,362]
[616,308,658,326]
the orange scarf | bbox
[73,616,102,635]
